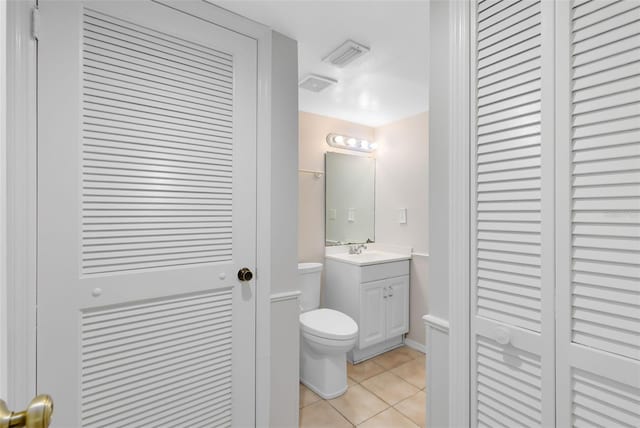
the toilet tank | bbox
[298,262,323,312]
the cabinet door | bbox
[359,280,387,349]
[386,276,409,338]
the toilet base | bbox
[300,378,347,400]
[300,341,349,399]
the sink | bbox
[325,251,411,266]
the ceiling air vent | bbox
[298,74,337,93]
[323,39,370,68]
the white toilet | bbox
[298,262,358,399]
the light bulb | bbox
[334,135,344,145]
[347,138,357,146]
[360,140,369,149]
[369,142,378,150]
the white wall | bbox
[0,0,8,401]
[374,112,429,346]
[426,324,449,428]
[426,1,451,426]
[269,31,300,428]
[428,6,450,322]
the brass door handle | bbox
[0,395,53,428]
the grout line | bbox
[393,389,427,427]
[354,404,391,427]
[300,346,427,427]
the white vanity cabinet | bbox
[359,276,409,349]
[324,256,410,363]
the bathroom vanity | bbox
[324,246,411,363]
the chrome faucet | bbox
[349,244,368,255]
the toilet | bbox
[298,262,358,399]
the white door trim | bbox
[447,0,471,426]
[2,0,38,407]
[2,2,273,425]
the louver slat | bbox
[81,290,234,428]
[476,337,543,427]
[81,9,234,275]
[475,0,543,333]
[572,369,640,428]
[570,0,640,362]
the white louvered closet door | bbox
[470,1,556,426]
[37,1,257,427]
[556,1,640,426]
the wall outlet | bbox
[348,208,356,222]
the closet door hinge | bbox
[31,7,40,40]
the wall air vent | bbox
[323,39,370,68]
[298,74,337,93]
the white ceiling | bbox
[215,1,429,127]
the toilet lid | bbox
[300,309,358,340]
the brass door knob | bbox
[237,267,253,282]
[0,395,53,428]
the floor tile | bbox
[391,359,426,389]
[347,360,385,383]
[347,376,357,387]
[395,390,426,428]
[358,407,419,428]
[299,400,353,428]
[395,346,424,361]
[361,371,419,405]
[328,384,389,425]
[300,383,322,408]
[371,347,415,370]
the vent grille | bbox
[322,39,370,68]
[298,74,337,93]
[570,0,640,361]
[81,9,234,275]
[80,289,233,428]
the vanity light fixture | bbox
[326,133,377,153]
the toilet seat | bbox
[300,308,358,341]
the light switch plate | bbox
[398,208,407,224]
[348,208,356,222]
[328,209,337,220]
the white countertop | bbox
[325,243,412,266]
[325,251,411,266]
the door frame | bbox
[1,1,274,423]
[447,0,471,426]
[1,0,38,407]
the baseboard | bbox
[404,337,426,354]
[349,336,403,363]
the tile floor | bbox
[299,346,426,427]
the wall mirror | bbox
[325,152,375,245]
